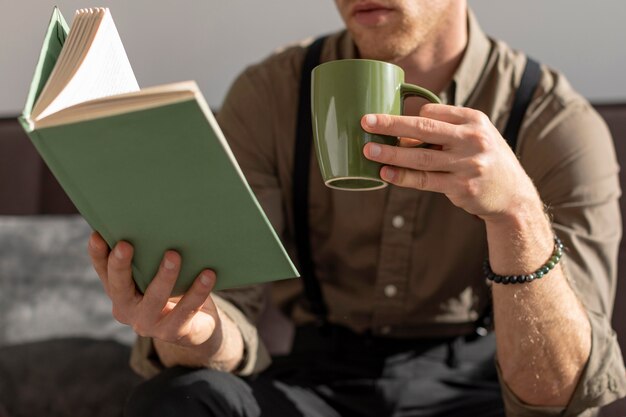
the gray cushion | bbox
[0,215,134,345]
[0,215,140,417]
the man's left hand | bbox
[362,103,538,222]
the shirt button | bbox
[384,284,397,298]
[380,325,392,335]
[391,215,405,229]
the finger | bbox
[419,103,481,125]
[139,251,182,321]
[398,137,425,147]
[380,165,449,193]
[361,114,461,146]
[107,241,141,308]
[163,270,216,333]
[363,142,453,172]
[398,137,443,151]
[88,232,110,292]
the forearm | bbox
[154,308,244,372]
[486,197,591,406]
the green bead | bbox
[547,261,555,269]
[536,271,544,278]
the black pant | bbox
[125,326,505,417]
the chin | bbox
[359,49,399,62]
[351,27,417,61]
[357,41,414,61]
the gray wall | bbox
[1,1,625,117]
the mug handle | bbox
[399,83,442,147]
[400,83,442,105]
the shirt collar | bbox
[450,8,493,106]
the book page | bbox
[33,81,199,129]
[32,8,139,121]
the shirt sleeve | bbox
[503,73,626,416]
[217,65,288,238]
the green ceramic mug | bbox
[311,59,441,191]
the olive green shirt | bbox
[132,10,626,416]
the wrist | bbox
[153,335,221,369]
[202,310,244,372]
[482,182,546,228]
[484,235,563,284]
[152,309,244,372]
[483,194,555,276]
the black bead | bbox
[502,276,510,284]
[494,275,502,283]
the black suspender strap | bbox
[293,36,328,324]
[502,57,542,151]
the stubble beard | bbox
[352,26,419,61]
[347,7,445,62]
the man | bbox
[89,1,626,416]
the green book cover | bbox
[19,8,299,295]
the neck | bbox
[394,7,468,97]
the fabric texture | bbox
[0,215,134,344]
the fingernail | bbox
[368,143,381,157]
[164,258,176,270]
[383,167,396,181]
[200,272,212,287]
[365,114,377,127]
[114,247,124,260]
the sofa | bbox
[1,105,625,416]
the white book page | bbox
[33,8,139,121]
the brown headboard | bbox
[0,118,77,214]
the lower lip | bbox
[353,8,393,26]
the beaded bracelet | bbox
[483,235,564,284]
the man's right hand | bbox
[87,231,244,370]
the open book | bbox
[19,7,298,295]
